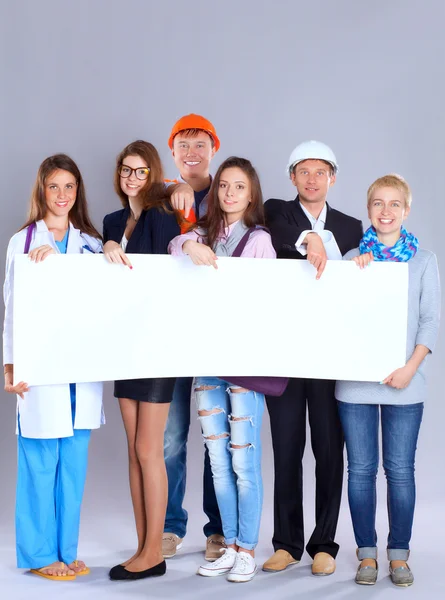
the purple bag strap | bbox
[231,226,268,258]
[24,223,36,254]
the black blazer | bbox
[103,206,181,255]
[265,196,363,259]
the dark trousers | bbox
[266,377,343,560]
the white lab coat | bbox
[3,220,105,439]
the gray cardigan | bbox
[335,247,440,405]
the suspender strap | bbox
[24,223,36,254]
[232,227,255,257]
[231,226,268,257]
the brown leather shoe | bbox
[162,533,183,558]
[262,550,299,572]
[312,552,336,576]
[205,534,227,561]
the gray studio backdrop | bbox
[0,0,444,558]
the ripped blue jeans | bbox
[194,377,264,550]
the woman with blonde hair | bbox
[336,174,440,587]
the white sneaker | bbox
[197,548,237,577]
[227,551,258,582]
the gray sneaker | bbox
[355,561,378,585]
[389,563,414,587]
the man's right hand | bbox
[170,183,195,218]
[305,233,327,279]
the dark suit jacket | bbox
[265,196,363,259]
[103,205,181,255]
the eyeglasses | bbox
[118,164,151,180]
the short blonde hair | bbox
[367,174,412,208]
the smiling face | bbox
[217,166,251,224]
[172,131,216,180]
[44,169,77,218]
[290,159,335,204]
[119,154,149,198]
[368,186,410,237]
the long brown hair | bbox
[20,154,101,238]
[197,156,265,250]
[114,140,168,211]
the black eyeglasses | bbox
[118,164,151,180]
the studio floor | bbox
[0,504,442,600]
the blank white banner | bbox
[13,255,408,386]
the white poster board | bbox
[13,255,408,386]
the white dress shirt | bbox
[121,234,129,252]
[295,202,342,260]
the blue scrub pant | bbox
[15,385,91,568]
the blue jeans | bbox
[164,377,222,538]
[195,377,265,550]
[338,401,423,561]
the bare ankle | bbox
[390,560,407,568]
[361,558,377,567]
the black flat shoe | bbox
[109,564,126,579]
[109,560,166,581]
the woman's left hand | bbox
[382,364,416,389]
[103,240,132,268]
[4,370,29,398]
[28,245,56,262]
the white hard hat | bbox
[286,140,339,177]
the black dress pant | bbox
[266,377,343,560]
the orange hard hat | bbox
[168,113,220,151]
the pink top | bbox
[168,221,276,259]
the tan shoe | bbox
[262,550,299,572]
[312,552,336,576]
[205,534,227,562]
[162,533,183,558]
